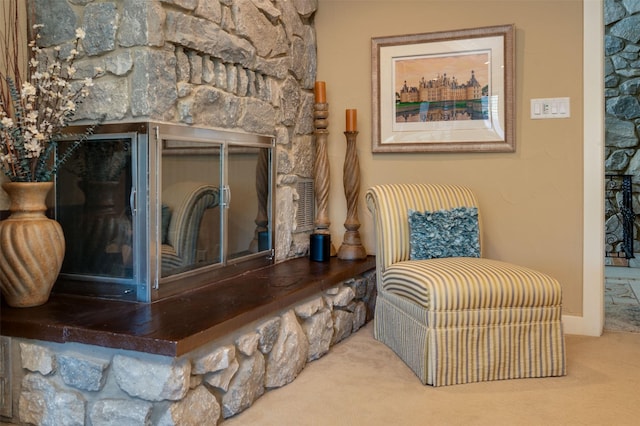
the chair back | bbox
[365,183,481,273]
[163,182,220,262]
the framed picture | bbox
[371,24,515,153]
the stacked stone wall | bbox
[28,0,319,260]
[7,271,376,425]
[605,0,640,264]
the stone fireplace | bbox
[0,2,379,425]
[30,0,318,262]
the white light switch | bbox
[530,97,570,119]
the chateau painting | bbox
[394,52,490,123]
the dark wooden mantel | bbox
[0,256,375,357]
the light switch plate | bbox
[530,97,570,119]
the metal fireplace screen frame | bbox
[53,122,275,303]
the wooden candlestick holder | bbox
[337,131,367,260]
[313,102,336,255]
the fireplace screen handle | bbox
[130,188,136,215]
[221,185,231,208]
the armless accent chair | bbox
[365,183,566,386]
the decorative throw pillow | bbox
[408,207,480,260]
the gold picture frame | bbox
[371,24,515,153]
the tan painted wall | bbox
[316,0,585,314]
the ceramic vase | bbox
[0,182,65,307]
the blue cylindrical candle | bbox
[258,231,269,251]
[309,233,330,262]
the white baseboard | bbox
[563,314,603,337]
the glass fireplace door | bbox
[55,132,142,300]
[226,145,272,261]
[159,138,223,280]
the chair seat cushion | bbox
[381,257,562,311]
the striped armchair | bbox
[365,183,566,386]
[161,182,220,277]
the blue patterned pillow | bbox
[408,207,480,260]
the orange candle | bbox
[346,109,357,132]
[314,81,326,103]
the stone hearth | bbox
[1,258,377,424]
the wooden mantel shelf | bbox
[0,256,375,357]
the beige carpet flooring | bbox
[225,322,640,426]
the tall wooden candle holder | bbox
[313,102,336,256]
[337,131,367,260]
